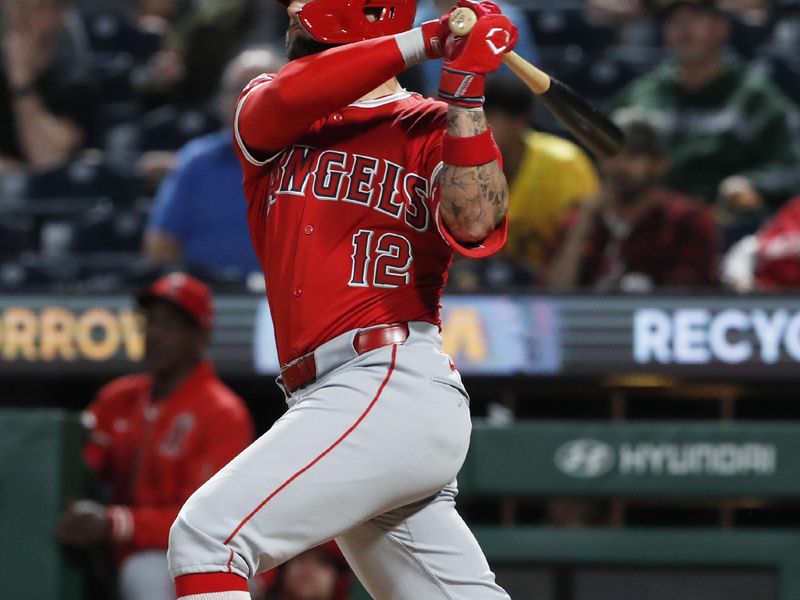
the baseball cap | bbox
[137,272,214,330]
[612,111,669,158]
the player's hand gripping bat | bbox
[448,7,624,158]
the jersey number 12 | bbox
[349,229,413,288]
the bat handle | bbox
[502,51,551,95]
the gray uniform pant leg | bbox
[337,484,510,600]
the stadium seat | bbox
[39,219,78,258]
[0,214,36,257]
[753,52,800,106]
[105,105,222,166]
[771,12,800,54]
[137,105,222,152]
[21,156,144,203]
[728,13,772,59]
[0,255,79,290]
[73,11,163,139]
[90,51,141,104]
[68,199,149,254]
[528,7,617,52]
[753,12,800,105]
[82,11,162,62]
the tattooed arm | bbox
[438,108,509,243]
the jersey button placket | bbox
[294,225,313,297]
[287,194,315,345]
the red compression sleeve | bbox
[442,129,500,166]
[238,37,408,157]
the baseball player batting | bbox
[168,1,516,598]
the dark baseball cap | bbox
[619,118,668,158]
[137,272,214,330]
[654,0,725,17]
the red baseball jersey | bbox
[235,76,507,366]
[82,361,254,556]
[756,196,800,289]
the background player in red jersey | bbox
[167,1,517,598]
[56,273,254,600]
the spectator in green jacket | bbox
[612,0,800,243]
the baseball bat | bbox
[448,8,625,158]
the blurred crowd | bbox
[10,3,798,597]
[3,0,800,294]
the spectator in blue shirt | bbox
[413,0,539,97]
[143,47,284,279]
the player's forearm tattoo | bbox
[439,108,508,243]
[445,109,486,134]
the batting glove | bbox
[438,0,518,108]
[419,14,452,60]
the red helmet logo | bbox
[298,0,416,44]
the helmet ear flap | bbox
[298,0,416,44]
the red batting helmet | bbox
[296,0,416,44]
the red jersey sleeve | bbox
[107,504,178,550]
[756,196,800,288]
[233,73,283,178]
[233,36,411,178]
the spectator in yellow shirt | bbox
[484,77,600,272]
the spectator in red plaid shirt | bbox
[548,117,720,291]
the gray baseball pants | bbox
[168,322,510,599]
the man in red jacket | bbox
[56,273,254,600]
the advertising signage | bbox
[461,421,800,497]
[2,293,800,379]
